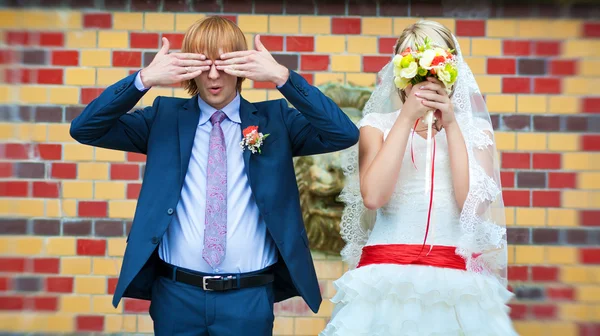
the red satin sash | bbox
[357,244,467,271]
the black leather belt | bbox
[157,260,274,291]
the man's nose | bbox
[208,64,219,79]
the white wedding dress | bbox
[320,111,517,336]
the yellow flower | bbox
[400,61,418,78]
[394,76,410,89]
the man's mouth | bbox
[208,86,222,95]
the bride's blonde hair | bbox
[394,20,457,103]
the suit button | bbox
[151,237,159,244]
[167,208,174,215]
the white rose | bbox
[437,67,451,84]
[394,76,410,89]
[400,61,418,78]
[419,49,436,69]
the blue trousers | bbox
[149,268,275,336]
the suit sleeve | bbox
[277,70,359,157]
[69,71,157,154]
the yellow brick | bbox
[93,295,121,314]
[77,162,108,180]
[238,15,268,33]
[455,37,470,56]
[494,132,516,151]
[561,304,592,322]
[314,73,344,86]
[67,31,97,48]
[563,191,600,209]
[347,36,377,54]
[475,75,501,94]
[273,317,294,336]
[75,277,106,294]
[564,40,600,58]
[16,124,47,142]
[517,133,547,151]
[548,19,581,39]
[486,95,515,113]
[138,315,154,333]
[331,55,360,72]
[267,90,284,101]
[549,96,579,114]
[62,257,92,275]
[49,87,80,105]
[142,88,173,106]
[314,260,343,279]
[241,89,268,102]
[547,247,578,265]
[64,143,94,161]
[487,19,518,37]
[98,31,128,49]
[46,199,77,218]
[548,133,579,152]
[515,245,544,264]
[316,36,345,53]
[547,322,578,336]
[0,10,18,28]
[471,39,501,56]
[362,18,392,35]
[577,286,600,303]
[464,57,486,75]
[174,88,191,99]
[95,148,125,162]
[65,68,96,86]
[517,95,547,114]
[579,173,600,190]
[21,314,49,332]
[108,238,126,257]
[505,207,515,226]
[176,13,205,32]
[547,209,578,227]
[346,73,377,87]
[63,11,82,29]
[516,19,551,38]
[105,315,123,333]
[109,200,136,219]
[19,86,48,104]
[516,208,545,227]
[93,258,122,276]
[144,13,174,31]
[300,16,330,34]
[580,60,600,77]
[62,181,93,199]
[46,315,74,333]
[113,13,142,30]
[22,10,59,29]
[563,153,600,171]
[81,50,111,67]
[46,237,76,256]
[564,78,593,95]
[0,123,15,140]
[9,199,45,217]
[15,237,44,255]
[94,181,126,200]
[47,124,73,142]
[514,322,544,336]
[61,295,92,313]
[393,18,419,35]
[295,317,326,335]
[0,237,14,254]
[0,85,16,103]
[269,15,298,34]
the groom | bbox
[69,16,358,335]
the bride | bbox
[321,20,518,335]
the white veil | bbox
[338,34,508,286]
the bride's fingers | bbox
[420,82,445,96]
[414,91,446,103]
[421,99,444,111]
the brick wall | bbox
[0,1,599,335]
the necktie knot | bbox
[210,110,227,125]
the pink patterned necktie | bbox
[202,110,228,269]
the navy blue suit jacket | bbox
[69,70,359,314]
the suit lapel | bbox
[177,95,201,185]
[239,97,259,179]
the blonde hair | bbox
[394,20,457,102]
[181,16,248,95]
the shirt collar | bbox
[197,93,241,126]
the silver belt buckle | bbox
[202,276,222,291]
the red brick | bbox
[301,55,329,71]
[81,88,104,105]
[3,143,31,159]
[580,324,600,336]
[534,41,561,56]
[127,152,146,162]
[0,296,25,310]
[531,266,558,282]
[0,277,9,291]
[508,303,527,320]
[32,181,60,198]
[78,201,108,218]
[583,22,600,37]
[77,239,106,256]
[286,36,314,52]
[33,258,60,274]
[46,277,73,293]
[0,181,29,197]
[547,287,575,301]
[0,163,12,178]
[331,17,361,34]
[534,78,561,94]
[0,258,26,272]
[124,298,150,313]
[487,58,516,75]
[378,37,398,54]
[50,163,76,179]
[300,73,314,85]
[456,20,485,37]
[533,190,561,207]
[130,33,159,49]
[76,316,104,332]
[36,68,64,85]
[162,33,184,50]
[502,152,530,169]
[6,31,29,45]
[112,51,142,67]
[260,35,283,51]
[502,190,530,207]
[548,172,576,189]
[502,77,531,94]
[39,32,64,47]
[253,81,275,89]
[549,60,577,76]
[4,69,30,84]
[219,15,237,24]
[503,40,531,56]
[110,164,139,180]
[532,304,557,319]
[508,265,528,281]
[533,153,561,169]
[583,98,600,113]
[107,278,118,295]
[83,13,112,29]
[127,183,142,199]
[363,56,390,73]
[501,171,515,188]
[33,297,58,311]
[582,135,600,151]
[0,49,19,64]
[581,210,600,227]
[51,50,79,66]
[37,144,62,160]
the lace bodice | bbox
[359,111,462,247]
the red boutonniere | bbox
[240,126,269,154]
